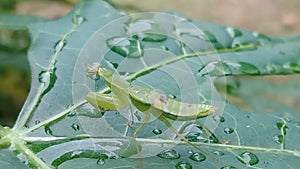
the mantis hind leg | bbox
[133,112,151,138]
[158,116,223,165]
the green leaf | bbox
[0,149,29,169]
[1,0,300,168]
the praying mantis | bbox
[85,62,217,138]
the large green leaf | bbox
[0,0,300,168]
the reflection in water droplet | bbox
[213,115,225,123]
[175,161,192,169]
[157,149,180,159]
[152,128,162,135]
[226,27,243,38]
[224,127,234,134]
[221,166,237,169]
[71,123,80,131]
[106,36,143,57]
[54,39,67,53]
[126,19,167,42]
[239,62,260,75]
[72,14,86,25]
[189,152,206,162]
[273,134,283,144]
[237,151,259,166]
[212,150,224,156]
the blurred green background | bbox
[1,0,299,127]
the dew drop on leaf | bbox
[237,151,259,166]
[38,71,51,84]
[189,152,206,162]
[203,31,217,43]
[126,19,167,42]
[220,166,237,169]
[97,158,105,165]
[276,122,288,135]
[157,149,180,159]
[161,45,169,51]
[213,115,225,123]
[72,14,86,25]
[175,161,192,169]
[289,62,300,73]
[224,127,234,134]
[44,125,53,135]
[273,134,283,144]
[266,64,276,74]
[34,120,40,125]
[212,150,224,156]
[168,94,176,99]
[226,27,243,38]
[238,62,260,75]
[152,128,162,135]
[71,123,80,131]
[106,36,143,58]
[54,39,67,53]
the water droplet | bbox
[17,153,29,165]
[168,94,176,99]
[175,161,192,169]
[239,62,260,75]
[273,134,283,144]
[237,151,259,166]
[35,120,40,125]
[276,122,288,135]
[54,39,67,53]
[226,27,243,38]
[187,149,193,154]
[38,71,51,84]
[266,64,276,74]
[189,152,206,162]
[212,150,224,156]
[44,125,53,135]
[72,14,86,25]
[97,158,105,165]
[221,166,237,169]
[203,31,217,43]
[252,32,271,44]
[91,74,101,80]
[157,149,180,159]
[161,45,169,51]
[106,36,143,58]
[289,62,300,73]
[213,115,225,123]
[127,19,167,42]
[224,127,234,134]
[71,123,80,131]
[152,128,162,135]
[67,111,77,117]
